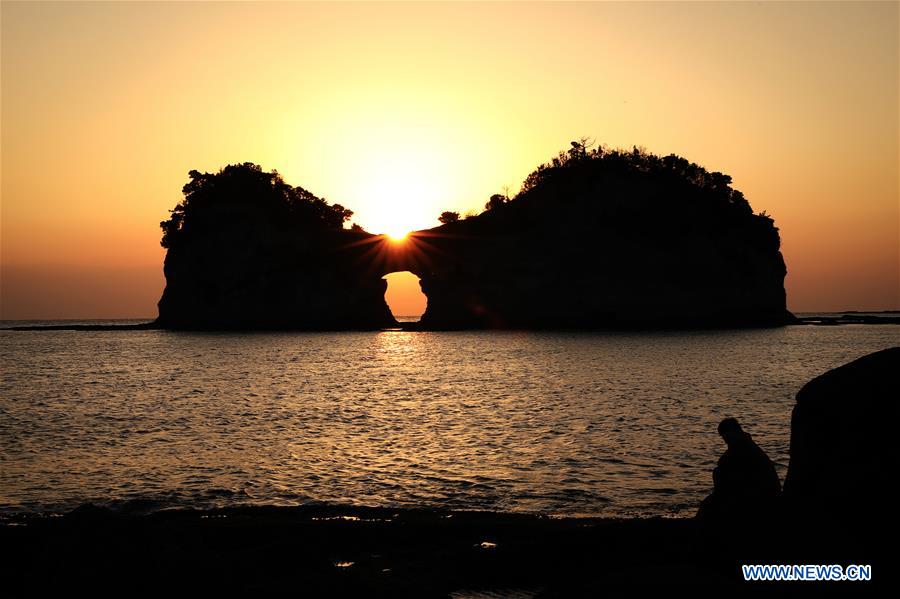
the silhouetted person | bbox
[697,418,781,524]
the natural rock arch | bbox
[381,271,428,322]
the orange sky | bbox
[1,1,897,319]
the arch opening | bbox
[382,271,427,323]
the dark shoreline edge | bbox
[794,313,900,326]
[3,502,890,595]
[0,504,758,595]
[2,313,898,332]
[0,321,161,331]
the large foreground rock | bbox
[784,347,899,519]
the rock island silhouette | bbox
[156,142,795,330]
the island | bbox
[156,144,795,330]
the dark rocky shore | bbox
[1,500,889,596]
[0,506,712,597]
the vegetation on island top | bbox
[160,141,778,251]
[160,163,353,249]
[467,138,766,221]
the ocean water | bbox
[1,322,896,517]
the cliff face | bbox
[156,164,396,330]
[157,151,793,330]
[157,227,397,330]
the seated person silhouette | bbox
[697,417,781,524]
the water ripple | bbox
[1,326,896,516]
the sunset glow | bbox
[331,116,463,238]
[386,230,410,242]
[1,1,897,318]
[1,3,898,587]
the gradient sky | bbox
[2,1,898,319]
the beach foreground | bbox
[1,503,885,597]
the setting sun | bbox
[333,116,460,237]
[386,230,409,242]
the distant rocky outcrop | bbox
[413,146,793,329]
[156,145,795,330]
[156,164,395,330]
[783,347,899,517]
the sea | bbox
[1,317,897,518]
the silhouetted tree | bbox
[160,163,352,249]
[329,204,354,228]
[484,194,508,211]
[568,137,595,161]
[438,211,460,224]
[516,142,754,215]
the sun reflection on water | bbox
[3,326,897,517]
[375,329,423,358]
